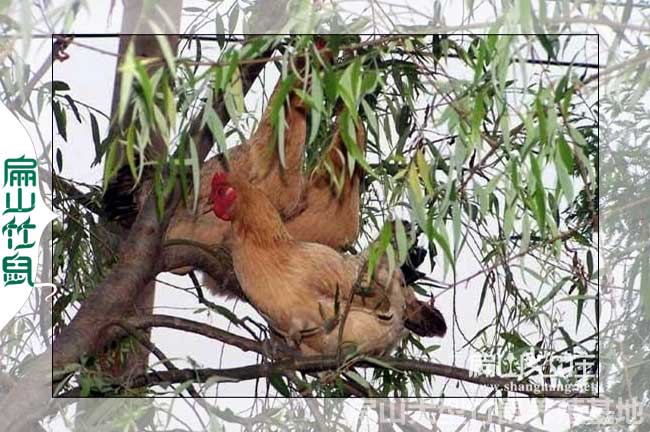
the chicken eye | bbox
[217,188,227,198]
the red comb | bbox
[212,172,229,188]
[315,37,327,49]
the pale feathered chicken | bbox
[210,172,446,356]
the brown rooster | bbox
[166,79,307,251]
[166,107,367,301]
[210,172,446,356]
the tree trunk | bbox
[99,0,183,385]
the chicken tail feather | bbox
[404,296,447,338]
[400,245,428,285]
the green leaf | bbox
[339,110,376,177]
[154,33,177,79]
[574,279,588,331]
[503,204,514,241]
[203,105,227,152]
[134,59,155,121]
[430,225,453,268]
[641,253,650,320]
[118,42,136,124]
[125,125,137,179]
[213,64,225,91]
[268,373,291,397]
[477,273,491,317]
[153,104,169,142]
[368,223,393,277]
[52,100,67,141]
[337,58,362,114]
[90,113,101,154]
[554,74,569,104]
[268,75,296,169]
[361,99,378,137]
[536,34,557,59]
[500,331,529,350]
[586,250,594,278]
[394,219,408,264]
[63,95,82,123]
[568,125,587,148]
[163,79,177,127]
[55,148,63,172]
[555,152,574,203]
[102,140,122,190]
[174,380,195,396]
[520,213,531,254]
[51,80,70,92]
[415,148,434,195]
[212,304,241,325]
[308,70,322,145]
[537,277,570,308]
[188,137,201,213]
[277,105,286,168]
[228,67,245,113]
[345,371,371,391]
[557,136,574,171]
[529,154,546,232]
[407,164,427,229]
[323,69,339,102]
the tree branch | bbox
[159,241,244,300]
[122,314,268,356]
[57,355,594,399]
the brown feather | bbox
[284,114,366,249]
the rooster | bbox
[166,79,307,253]
[166,108,367,300]
[210,172,446,356]
[167,106,365,251]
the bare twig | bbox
[121,314,268,356]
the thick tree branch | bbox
[57,355,594,399]
[159,242,244,300]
